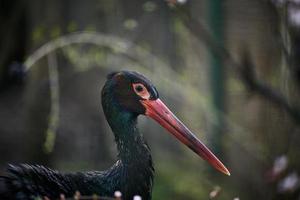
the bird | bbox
[0,71,230,200]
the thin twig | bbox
[44,52,60,153]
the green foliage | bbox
[62,45,107,72]
[32,25,46,43]
[67,21,78,32]
[153,160,211,200]
[143,1,157,13]
[50,26,61,38]
[123,19,138,30]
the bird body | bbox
[1,157,152,200]
[0,71,229,200]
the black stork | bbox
[0,71,230,200]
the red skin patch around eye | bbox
[132,83,150,99]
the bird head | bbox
[102,71,230,176]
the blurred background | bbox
[0,0,300,199]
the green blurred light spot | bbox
[173,18,185,34]
[32,25,45,43]
[50,26,61,38]
[143,1,157,12]
[124,19,138,30]
[67,21,78,32]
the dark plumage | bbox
[0,71,155,200]
[0,70,230,200]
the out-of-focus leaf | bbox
[143,1,157,13]
[123,19,138,30]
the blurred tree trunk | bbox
[0,0,27,89]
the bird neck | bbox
[102,102,154,199]
[106,106,151,164]
[101,88,150,164]
[101,83,154,199]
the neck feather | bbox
[102,88,153,162]
[109,109,150,163]
[102,94,154,199]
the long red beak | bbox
[141,98,230,176]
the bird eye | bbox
[135,85,144,93]
[132,83,150,99]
